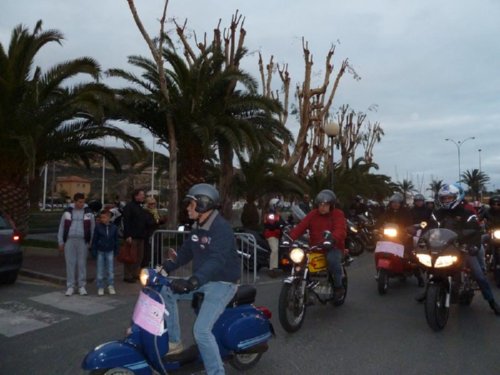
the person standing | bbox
[298,193,312,214]
[160,183,240,374]
[122,188,151,283]
[263,198,286,277]
[91,209,119,295]
[57,192,95,296]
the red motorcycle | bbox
[374,223,423,294]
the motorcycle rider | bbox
[410,193,432,224]
[160,183,241,374]
[263,197,286,278]
[418,183,500,315]
[347,194,368,219]
[479,195,500,284]
[288,189,347,300]
[378,193,424,286]
[425,197,435,212]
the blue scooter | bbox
[82,268,274,374]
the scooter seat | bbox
[191,285,257,311]
[227,284,256,307]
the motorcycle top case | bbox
[307,251,327,272]
[218,306,272,351]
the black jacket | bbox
[122,200,152,240]
[434,205,480,247]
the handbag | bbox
[117,241,138,264]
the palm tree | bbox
[232,151,306,227]
[110,47,291,221]
[427,179,444,202]
[461,169,490,200]
[394,179,416,205]
[0,21,142,232]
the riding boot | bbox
[489,300,500,316]
[414,269,425,287]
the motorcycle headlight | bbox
[349,226,358,233]
[492,230,500,240]
[416,253,432,267]
[289,248,305,264]
[139,268,150,286]
[435,255,458,268]
[383,227,398,238]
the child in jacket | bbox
[92,210,119,295]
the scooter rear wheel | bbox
[377,269,389,295]
[229,353,263,370]
[89,368,134,375]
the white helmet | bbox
[438,183,463,210]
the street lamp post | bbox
[444,136,475,183]
[324,121,340,189]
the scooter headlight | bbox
[289,248,305,264]
[139,268,150,286]
[383,227,398,238]
[434,255,458,268]
[416,253,432,267]
[492,230,500,240]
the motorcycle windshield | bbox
[422,228,457,249]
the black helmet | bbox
[489,195,500,207]
[314,189,336,206]
[185,183,220,213]
[413,193,425,201]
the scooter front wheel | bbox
[229,353,263,370]
[278,281,307,333]
[89,368,134,375]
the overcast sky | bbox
[2,0,500,195]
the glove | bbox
[170,276,199,294]
[467,245,479,256]
[154,265,168,277]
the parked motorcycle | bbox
[278,231,350,333]
[374,223,423,295]
[414,228,478,331]
[82,268,274,374]
[345,218,365,256]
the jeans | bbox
[96,251,114,288]
[326,249,343,288]
[266,237,279,270]
[161,281,237,375]
[466,254,494,302]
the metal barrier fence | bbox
[150,229,259,284]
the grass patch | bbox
[22,238,58,248]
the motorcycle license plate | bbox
[375,241,404,258]
[378,258,391,268]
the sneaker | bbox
[97,288,104,296]
[167,342,184,355]
[79,287,88,296]
[108,286,116,295]
[65,287,74,296]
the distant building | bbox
[56,176,91,199]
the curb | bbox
[19,268,66,286]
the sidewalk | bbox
[20,246,125,287]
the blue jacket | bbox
[91,222,119,256]
[163,211,240,286]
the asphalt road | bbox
[1,253,499,375]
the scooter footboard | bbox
[82,340,151,374]
[219,307,272,351]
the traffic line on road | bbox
[0,301,69,337]
[30,292,126,315]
